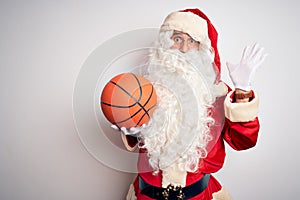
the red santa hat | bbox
[160,8,221,72]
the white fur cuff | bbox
[224,91,259,122]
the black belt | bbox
[139,174,210,200]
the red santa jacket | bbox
[122,89,260,199]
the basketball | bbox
[100,73,157,129]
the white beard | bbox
[139,46,221,175]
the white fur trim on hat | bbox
[224,91,259,122]
[160,11,210,46]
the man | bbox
[118,8,266,200]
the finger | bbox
[226,62,238,73]
[250,53,268,74]
[111,125,120,131]
[121,127,130,135]
[250,47,265,65]
[241,45,250,62]
[253,46,265,59]
[130,127,139,132]
[255,53,268,69]
[249,43,260,59]
[226,62,233,70]
[249,43,263,58]
[251,44,266,61]
[225,62,232,71]
[131,129,140,135]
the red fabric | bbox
[223,118,260,150]
[125,135,138,149]
[134,116,259,199]
[128,9,260,199]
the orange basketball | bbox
[100,73,157,129]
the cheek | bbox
[191,46,199,51]
[171,43,180,50]
[190,45,200,51]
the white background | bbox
[1,0,300,199]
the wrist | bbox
[234,89,253,103]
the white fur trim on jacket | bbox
[162,165,187,187]
[212,187,233,200]
[126,184,137,200]
[214,82,228,97]
[224,91,259,122]
[121,134,138,151]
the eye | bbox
[188,38,196,43]
[173,36,183,43]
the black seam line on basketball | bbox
[136,104,157,127]
[112,104,146,124]
[101,101,135,108]
[114,76,154,124]
[131,73,150,117]
[113,82,155,125]
[107,79,141,108]
[137,80,154,118]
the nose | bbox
[179,41,189,53]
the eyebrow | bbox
[172,31,184,36]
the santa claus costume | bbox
[121,8,262,200]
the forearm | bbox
[223,89,260,150]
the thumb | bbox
[111,125,120,131]
[120,127,130,135]
[226,62,239,74]
[226,62,233,72]
[129,127,141,135]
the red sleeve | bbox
[222,117,260,150]
[198,135,226,173]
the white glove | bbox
[226,43,267,91]
[111,124,146,136]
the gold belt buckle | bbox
[162,184,185,200]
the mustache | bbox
[147,47,217,85]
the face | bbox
[170,31,200,53]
